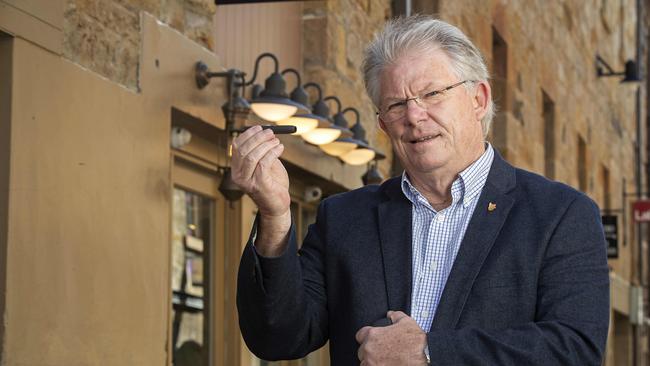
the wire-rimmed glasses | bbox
[377,80,475,123]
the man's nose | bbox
[405,98,428,124]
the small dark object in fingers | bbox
[234,125,297,134]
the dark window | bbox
[578,135,587,192]
[491,27,508,158]
[392,0,439,16]
[542,91,555,180]
[602,164,611,210]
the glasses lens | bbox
[381,107,405,123]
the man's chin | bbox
[405,158,449,175]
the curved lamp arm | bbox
[341,107,360,125]
[281,68,302,88]
[244,52,280,86]
[303,82,323,101]
[324,95,343,114]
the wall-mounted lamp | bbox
[339,122,376,165]
[218,166,245,201]
[194,65,248,201]
[324,96,354,138]
[195,64,251,130]
[362,160,384,185]
[327,108,384,166]
[319,106,360,157]
[275,68,321,135]
[245,53,310,121]
[300,83,342,145]
[195,54,387,199]
[596,55,640,83]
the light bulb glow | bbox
[319,141,357,156]
[277,116,318,135]
[340,148,375,165]
[251,103,297,122]
[301,128,342,145]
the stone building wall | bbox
[433,1,644,365]
[300,0,643,196]
[436,0,642,284]
[440,0,640,197]
[63,0,216,89]
[302,0,394,178]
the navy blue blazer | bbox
[237,152,610,365]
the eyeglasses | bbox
[377,80,475,123]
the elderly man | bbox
[233,16,609,365]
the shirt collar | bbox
[401,143,495,209]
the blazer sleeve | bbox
[426,194,610,365]
[236,204,330,361]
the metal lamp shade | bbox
[276,113,327,135]
[622,60,640,83]
[339,147,376,165]
[339,137,375,165]
[319,137,358,156]
[250,72,310,121]
[250,100,298,122]
[362,164,384,185]
[301,128,342,145]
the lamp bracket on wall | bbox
[195,62,245,90]
[595,55,640,82]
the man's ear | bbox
[377,114,388,134]
[472,81,491,122]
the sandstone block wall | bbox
[302,0,394,178]
[438,0,643,285]
[63,0,216,89]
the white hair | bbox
[362,15,495,137]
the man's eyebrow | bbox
[380,82,440,103]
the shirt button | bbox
[421,310,429,318]
[429,261,438,272]
[436,214,445,222]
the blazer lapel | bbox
[430,152,516,330]
[377,178,413,314]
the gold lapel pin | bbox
[488,202,497,212]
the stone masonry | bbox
[302,0,394,178]
[63,0,216,89]
[437,0,642,283]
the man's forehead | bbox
[379,51,457,100]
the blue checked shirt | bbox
[402,144,494,331]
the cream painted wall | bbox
[1,12,227,365]
[0,0,63,54]
[5,36,172,366]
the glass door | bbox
[170,152,227,366]
[171,188,214,366]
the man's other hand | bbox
[355,311,428,365]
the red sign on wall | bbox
[633,200,650,222]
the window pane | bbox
[171,188,214,366]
